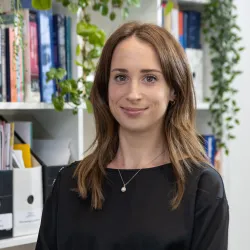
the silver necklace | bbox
[117,150,166,193]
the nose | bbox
[126,82,142,102]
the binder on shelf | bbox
[0,115,71,204]
[0,170,13,240]
[13,162,43,237]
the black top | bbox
[36,161,229,250]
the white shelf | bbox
[178,0,210,3]
[197,102,210,110]
[0,102,86,110]
[0,234,37,249]
[0,102,210,111]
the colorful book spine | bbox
[1,28,6,102]
[185,11,201,49]
[65,16,72,79]
[22,9,40,102]
[183,12,188,50]
[203,135,216,166]
[178,11,184,48]
[37,11,56,103]
[8,28,17,102]
[0,28,2,102]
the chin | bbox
[119,123,151,134]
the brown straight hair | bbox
[74,21,210,210]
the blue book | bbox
[183,12,188,50]
[186,11,201,49]
[65,16,72,80]
[37,11,56,103]
[203,135,216,166]
[65,16,72,102]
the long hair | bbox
[74,21,210,210]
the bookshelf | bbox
[0,0,213,249]
[0,234,37,249]
[0,102,86,110]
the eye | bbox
[144,75,157,83]
[114,74,128,83]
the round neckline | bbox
[105,162,172,172]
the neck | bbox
[112,126,170,169]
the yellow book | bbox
[13,144,32,168]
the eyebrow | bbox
[111,68,162,74]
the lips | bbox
[121,107,147,111]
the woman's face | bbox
[108,36,175,133]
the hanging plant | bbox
[31,0,141,114]
[202,0,244,155]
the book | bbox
[37,11,56,103]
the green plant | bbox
[32,0,140,114]
[0,0,25,81]
[202,0,243,155]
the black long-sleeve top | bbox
[36,161,229,250]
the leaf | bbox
[228,134,236,140]
[109,11,116,21]
[88,30,106,47]
[235,119,240,125]
[84,81,93,96]
[77,21,97,37]
[164,1,174,16]
[75,60,84,67]
[52,95,64,111]
[46,68,57,82]
[32,0,52,10]
[85,98,93,113]
[62,0,70,7]
[122,7,129,19]
[112,0,123,7]
[56,68,67,80]
[101,4,109,16]
[67,79,77,90]
[226,117,232,121]
[71,94,82,106]
[92,3,100,11]
[73,107,78,115]
[76,44,81,56]
[225,149,229,155]
[88,48,101,59]
[68,3,78,13]
[130,0,140,8]
[59,80,72,93]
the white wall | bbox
[225,1,250,249]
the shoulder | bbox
[52,161,80,190]
[185,162,227,202]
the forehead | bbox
[111,37,161,69]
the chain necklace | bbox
[117,150,166,193]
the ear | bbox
[169,89,176,102]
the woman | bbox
[36,21,229,250]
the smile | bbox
[121,107,148,116]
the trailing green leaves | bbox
[202,0,243,155]
[33,0,141,114]
[32,0,52,10]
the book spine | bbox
[1,28,6,102]
[66,16,72,79]
[187,11,201,49]
[183,12,188,50]
[9,28,17,102]
[0,28,2,102]
[5,28,11,102]
[178,11,184,48]
[37,11,55,103]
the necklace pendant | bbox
[121,185,126,192]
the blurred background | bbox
[0,0,248,249]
